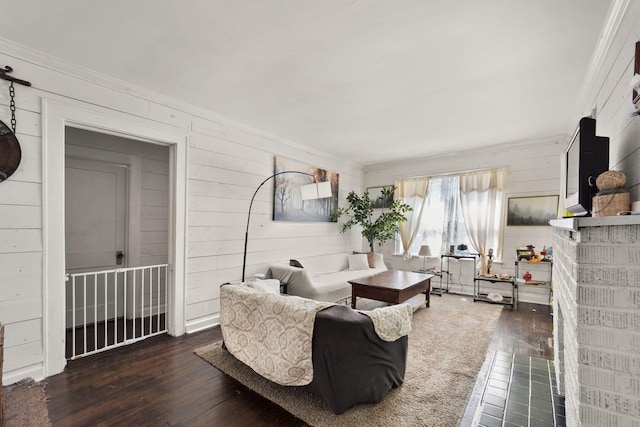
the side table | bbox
[438,253,479,294]
[473,275,518,309]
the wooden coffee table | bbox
[348,270,433,309]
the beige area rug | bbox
[196,294,502,427]
[2,379,51,426]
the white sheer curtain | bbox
[458,168,506,274]
[395,177,430,259]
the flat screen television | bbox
[564,116,609,216]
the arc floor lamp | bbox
[242,171,332,281]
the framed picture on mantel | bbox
[507,195,559,226]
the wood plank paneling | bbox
[0,252,42,277]
[0,275,42,302]
[186,299,221,321]
[0,181,41,206]
[2,341,42,372]
[0,229,42,254]
[0,106,41,138]
[582,3,640,201]
[2,319,41,348]
[0,297,42,327]
[0,205,41,229]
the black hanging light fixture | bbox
[0,65,31,182]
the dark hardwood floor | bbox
[45,300,553,426]
[488,301,554,358]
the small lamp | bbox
[418,245,431,272]
[300,181,332,200]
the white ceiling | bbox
[0,0,612,165]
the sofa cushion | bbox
[353,251,375,268]
[308,270,370,301]
[297,253,350,274]
[347,254,370,271]
[266,252,387,302]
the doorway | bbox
[63,128,171,359]
[43,98,187,377]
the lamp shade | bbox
[418,245,432,257]
[300,181,332,200]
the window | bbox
[395,170,505,257]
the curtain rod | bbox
[0,66,32,87]
[403,166,507,181]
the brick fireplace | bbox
[551,218,640,426]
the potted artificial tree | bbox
[332,186,412,252]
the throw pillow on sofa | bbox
[289,259,304,268]
[347,253,370,270]
[247,278,281,295]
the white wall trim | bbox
[366,135,564,172]
[186,315,220,334]
[41,97,188,377]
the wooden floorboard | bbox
[45,300,553,426]
[489,301,554,358]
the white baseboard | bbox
[186,314,220,334]
[3,363,44,386]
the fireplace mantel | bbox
[550,215,640,230]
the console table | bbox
[473,276,518,309]
[436,253,479,294]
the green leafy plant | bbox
[331,186,412,251]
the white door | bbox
[65,158,128,327]
[65,158,128,273]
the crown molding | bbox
[365,134,564,172]
[0,37,364,171]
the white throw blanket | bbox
[220,284,333,386]
[359,303,413,342]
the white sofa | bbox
[266,252,387,302]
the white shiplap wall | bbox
[365,138,564,304]
[184,119,363,331]
[0,39,363,385]
[573,1,640,202]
